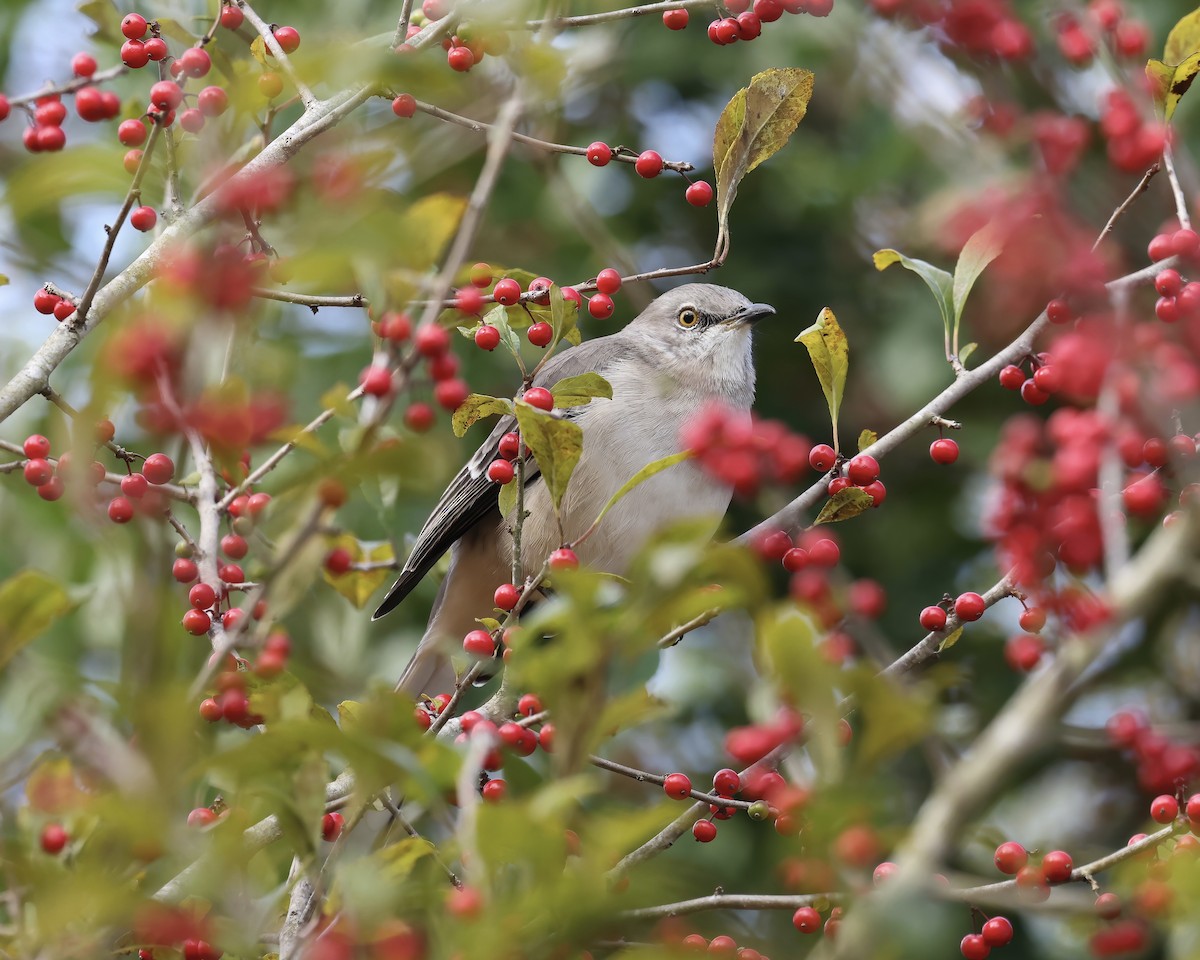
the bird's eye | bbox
[677,307,699,328]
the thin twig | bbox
[1093,163,1160,251]
[7,64,128,107]
[657,608,721,648]
[250,288,366,310]
[1162,144,1191,231]
[589,755,758,810]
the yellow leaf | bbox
[249,34,267,65]
[795,307,849,452]
[857,429,878,452]
[451,394,512,437]
[323,536,396,608]
[937,626,965,652]
[0,570,72,670]
[1147,54,1200,121]
[1165,8,1200,64]
[813,487,873,525]
[319,383,356,420]
[397,193,468,272]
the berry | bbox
[33,289,62,314]
[635,150,664,178]
[586,141,612,166]
[517,693,542,717]
[149,81,183,112]
[998,364,1025,390]
[736,11,762,38]
[954,592,986,622]
[454,286,485,315]
[596,268,622,295]
[324,548,352,575]
[187,807,217,828]
[172,558,199,583]
[273,26,301,53]
[663,8,689,28]
[498,432,521,460]
[144,36,168,61]
[930,438,959,464]
[220,4,244,29]
[523,387,553,410]
[321,812,344,841]
[686,181,714,206]
[23,458,53,487]
[41,823,68,855]
[121,13,148,39]
[588,294,615,319]
[434,379,469,411]
[959,934,990,960]
[663,772,692,799]
[846,454,879,485]
[782,547,808,571]
[1095,892,1122,919]
[258,72,283,99]
[1040,849,1073,884]
[143,453,174,484]
[463,629,495,656]
[692,820,717,842]
[549,547,578,569]
[1173,228,1200,258]
[494,277,522,305]
[360,365,393,396]
[919,605,947,631]
[809,444,836,471]
[189,583,217,610]
[107,497,134,523]
[1155,269,1184,297]
[994,841,1027,874]
[392,94,417,118]
[221,534,248,560]
[1004,633,1044,672]
[179,47,211,78]
[52,299,75,321]
[1150,795,1178,823]
[179,109,205,134]
[447,45,474,71]
[808,538,840,567]
[405,403,434,432]
[527,321,553,346]
[415,323,451,356]
[130,206,157,231]
[474,324,501,351]
[494,583,521,610]
[1019,607,1046,632]
[199,697,222,722]
[182,609,211,635]
[481,779,506,802]
[487,460,514,484]
[792,907,821,933]
[23,434,50,459]
[72,52,98,77]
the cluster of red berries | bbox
[813,446,886,506]
[1105,710,1200,796]
[363,313,469,421]
[677,929,784,957]
[682,402,812,497]
[1055,1,1149,66]
[584,142,714,208]
[32,285,78,322]
[198,657,267,729]
[992,840,1074,902]
[1031,113,1090,176]
[868,0,1030,60]
[959,916,1015,958]
[661,0,831,51]
[1099,90,1168,175]
[178,492,270,635]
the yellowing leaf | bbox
[249,34,267,65]
[319,383,356,421]
[874,248,954,338]
[0,570,71,670]
[813,487,873,525]
[937,626,965,652]
[796,307,849,451]
[515,404,583,516]
[451,394,513,437]
[266,424,328,456]
[857,429,878,452]
[714,68,814,257]
[498,465,521,520]
[397,194,468,271]
[323,536,396,608]
[1165,8,1200,64]
[548,284,579,347]
[550,372,612,408]
[1147,53,1200,121]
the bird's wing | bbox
[372,334,625,620]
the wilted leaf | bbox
[937,626,965,652]
[714,68,814,253]
[951,221,1005,348]
[550,373,612,408]
[874,248,954,339]
[813,487,873,525]
[795,307,849,450]
[0,570,72,670]
[323,536,396,608]
[585,451,692,535]
[451,394,513,438]
[1147,53,1200,121]
[857,429,878,452]
[515,403,583,515]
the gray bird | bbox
[373,283,774,697]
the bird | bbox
[373,283,775,698]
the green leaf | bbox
[857,429,878,452]
[514,403,583,515]
[874,248,954,339]
[155,17,198,46]
[714,68,814,256]
[479,304,522,358]
[937,626,965,652]
[0,570,72,670]
[795,307,849,452]
[548,284,579,347]
[550,373,612,408]
[78,0,123,45]
[585,451,693,535]
[960,342,978,366]
[1147,53,1200,121]
[451,394,513,438]
[813,487,873,525]
[498,466,521,520]
[951,221,1005,348]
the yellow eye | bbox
[677,307,699,328]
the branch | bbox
[250,287,366,310]
[523,0,729,28]
[7,64,128,107]
[1092,163,1159,251]
[1162,143,1191,231]
[589,755,760,811]
[657,607,721,648]
[239,2,318,110]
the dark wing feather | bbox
[371,334,625,620]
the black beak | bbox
[728,302,776,325]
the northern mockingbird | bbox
[373,283,775,697]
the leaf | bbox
[323,537,396,608]
[0,570,71,670]
[937,626,965,652]
[548,284,579,347]
[479,304,522,358]
[515,403,583,516]
[497,469,520,520]
[795,307,849,450]
[155,17,198,47]
[451,394,513,438]
[960,342,978,366]
[714,68,814,253]
[1165,8,1200,64]
[1147,53,1200,121]
[0,275,9,287]
[857,429,878,452]
[813,487,873,525]
[586,451,693,534]
[249,34,267,65]
[951,221,1005,346]
[550,373,612,408]
[319,383,356,421]
[397,194,468,271]
[78,0,123,45]
[265,424,328,456]
[874,248,954,338]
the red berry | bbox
[736,11,762,38]
[713,768,741,795]
[189,583,217,610]
[1155,268,1184,296]
[1040,849,1073,884]
[1046,297,1072,323]
[360,365,393,396]
[596,268,622,295]
[1148,233,1174,261]
[1150,795,1178,823]
[23,434,51,459]
[663,8,690,28]
[199,697,222,722]
[1095,892,1122,919]
[220,5,244,29]
[144,36,168,61]
[494,583,520,610]
[121,13,147,39]
[549,547,578,570]
[463,629,495,656]
[586,141,612,166]
[33,288,62,314]
[143,453,174,485]
[23,458,53,487]
[929,438,959,464]
[182,608,211,635]
[692,820,717,842]
[415,323,451,356]
[1019,607,1046,632]
[474,324,501,351]
[494,277,522,305]
[523,387,553,411]
[1173,228,1200,258]
[454,286,485,315]
[663,772,692,799]
[72,52,98,77]
[808,538,840,567]
[41,823,68,855]
[321,812,344,842]
[782,547,808,571]
[959,934,990,960]
[178,47,211,78]
[107,497,134,523]
[527,321,553,346]
[1004,633,1044,672]
[434,378,469,411]
[273,25,301,54]
[149,81,183,111]
[685,181,714,206]
[172,558,199,583]
[998,364,1025,390]
[635,150,664,178]
[179,109,205,134]
[809,443,836,471]
[792,907,821,933]
[919,605,947,631]
[487,459,514,484]
[846,454,879,485]
[994,841,1027,874]
[447,45,474,71]
[392,94,417,118]
[405,403,434,432]
[324,548,352,575]
[954,592,986,622]
[481,779,506,802]
[588,294,615,319]
[197,86,228,117]
[130,206,157,232]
